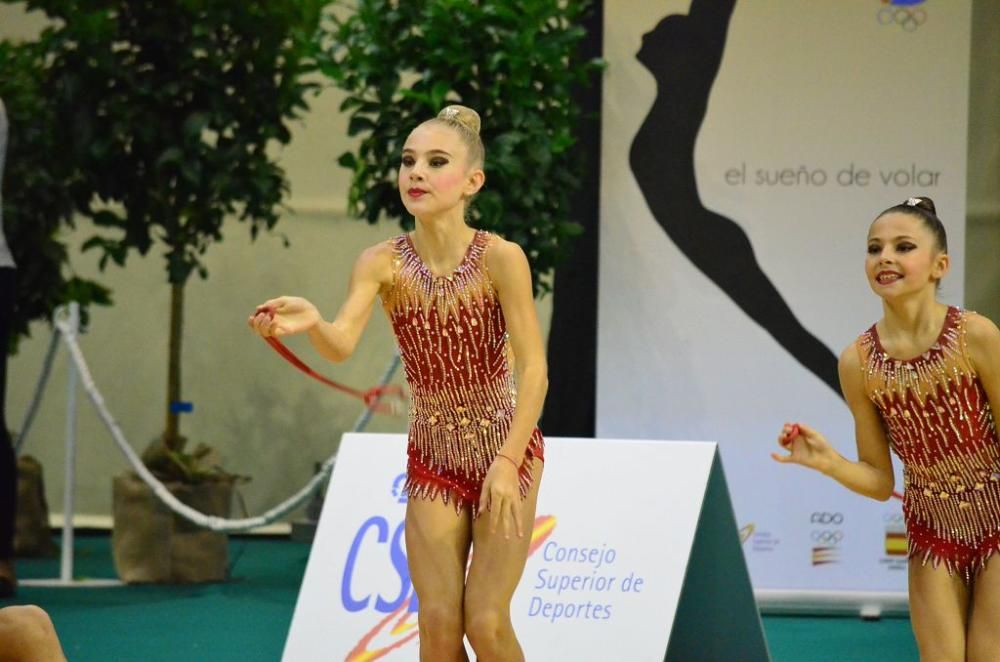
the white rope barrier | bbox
[13,325,60,454]
[51,310,401,533]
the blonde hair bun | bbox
[437,105,481,135]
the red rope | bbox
[779,423,800,448]
[261,336,403,416]
[254,305,403,415]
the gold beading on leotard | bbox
[858,308,1000,580]
[380,231,542,511]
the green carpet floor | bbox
[1,534,918,661]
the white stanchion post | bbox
[22,304,122,588]
[60,302,79,583]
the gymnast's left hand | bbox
[478,458,524,540]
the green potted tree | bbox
[19,0,324,582]
[0,37,111,351]
[317,0,602,294]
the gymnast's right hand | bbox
[247,296,321,338]
[770,422,837,475]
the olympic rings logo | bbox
[877,6,927,32]
[811,530,845,544]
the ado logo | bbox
[810,512,844,525]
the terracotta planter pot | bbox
[111,472,233,583]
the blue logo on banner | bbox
[391,472,408,504]
[340,473,418,614]
[341,515,418,613]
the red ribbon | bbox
[257,306,405,415]
[262,335,404,416]
[253,304,403,415]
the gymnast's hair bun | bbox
[904,196,937,216]
[437,105,481,135]
[891,195,947,253]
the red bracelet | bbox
[494,453,520,469]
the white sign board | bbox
[283,434,768,661]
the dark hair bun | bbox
[904,196,936,216]
[886,196,947,253]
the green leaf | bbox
[348,115,376,136]
[91,210,126,228]
[430,80,451,109]
[337,151,358,169]
[156,147,184,168]
[183,112,211,139]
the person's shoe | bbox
[0,559,16,599]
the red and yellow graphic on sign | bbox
[345,515,557,661]
[811,546,838,566]
[527,515,557,557]
[883,509,907,557]
[345,599,419,662]
[884,531,907,556]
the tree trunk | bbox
[164,282,184,451]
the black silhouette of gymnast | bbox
[630,0,841,396]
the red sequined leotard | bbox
[858,306,1000,580]
[381,230,544,511]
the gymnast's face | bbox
[865,212,948,299]
[398,123,483,220]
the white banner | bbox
[283,434,766,660]
[598,0,971,595]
